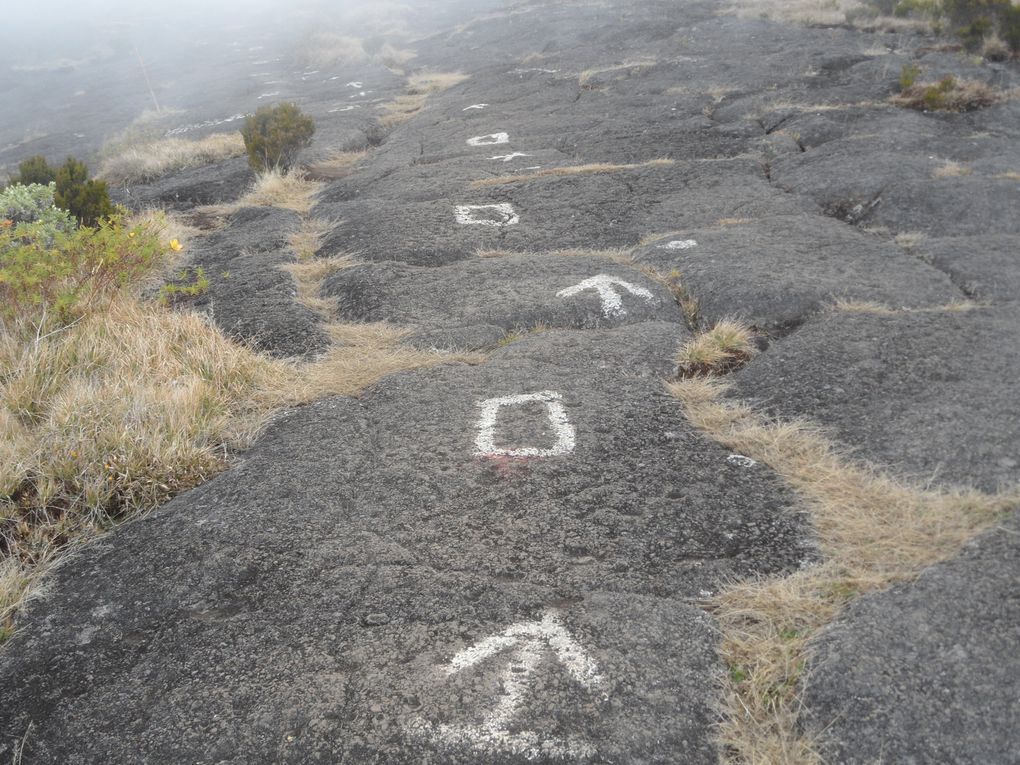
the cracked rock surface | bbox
[1,0,1019,762]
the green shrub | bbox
[240,103,315,173]
[940,0,1020,53]
[1002,5,1020,53]
[54,157,114,228]
[160,266,210,303]
[899,63,922,90]
[0,216,164,324]
[12,155,57,186]
[895,74,1004,111]
[0,183,76,245]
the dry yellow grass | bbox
[724,0,932,31]
[206,170,324,215]
[578,58,657,89]
[0,225,485,639]
[894,231,926,249]
[377,71,470,128]
[407,71,470,94]
[894,78,1007,112]
[993,170,1020,180]
[667,376,1019,763]
[305,149,368,181]
[470,159,675,187]
[716,217,755,226]
[833,298,985,315]
[288,218,334,260]
[376,43,417,72]
[932,160,973,178]
[678,319,757,375]
[0,293,483,636]
[282,255,359,319]
[98,133,245,184]
[378,94,430,128]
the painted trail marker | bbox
[405,610,605,760]
[557,274,655,318]
[491,152,530,162]
[475,391,575,457]
[455,203,519,227]
[463,103,489,110]
[657,239,698,250]
[467,132,510,146]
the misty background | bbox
[0,0,503,176]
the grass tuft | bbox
[678,320,757,376]
[931,160,973,178]
[894,76,1006,112]
[377,71,469,128]
[305,149,368,181]
[281,255,359,319]
[98,133,245,185]
[202,169,324,215]
[288,217,334,260]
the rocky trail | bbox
[2,1,1019,762]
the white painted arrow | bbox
[405,610,606,760]
[490,152,530,162]
[556,274,655,318]
[463,103,489,110]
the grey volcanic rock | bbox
[315,159,810,265]
[320,254,684,349]
[0,326,813,763]
[731,307,1020,491]
[633,215,961,331]
[919,234,1020,303]
[179,207,329,358]
[803,510,1020,765]
[111,156,255,211]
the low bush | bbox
[10,155,56,186]
[54,158,114,227]
[240,103,315,173]
[0,216,164,325]
[0,183,76,244]
[895,74,1004,111]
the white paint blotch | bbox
[491,152,530,162]
[657,239,698,250]
[345,81,363,88]
[463,103,489,110]
[727,454,757,468]
[454,203,519,227]
[405,610,605,760]
[165,113,248,137]
[556,274,655,318]
[467,132,510,146]
[475,391,575,457]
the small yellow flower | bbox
[0,219,12,228]
[169,239,183,252]
[129,231,136,238]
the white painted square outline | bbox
[474,391,576,457]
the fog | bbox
[0,0,492,174]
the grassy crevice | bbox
[667,366,1018,763]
